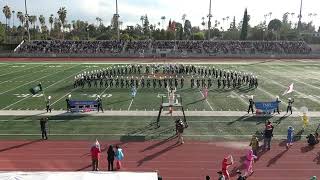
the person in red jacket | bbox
[221,155,234,180]
[91,140,101,171]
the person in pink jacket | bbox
[244,149,257,176]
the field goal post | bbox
[156,94,188,128]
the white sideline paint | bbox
[0,64,79,96]
[199,89,214,111]
[0,172,158,180]
[0,110,319,117]
[231,91,249,106]
[128,99,134,111]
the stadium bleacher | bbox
[15,40,312,55]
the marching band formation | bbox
[73,64,258,90]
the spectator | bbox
[40,117,48,140]
[244,150,257,176]
[90,140,101,171]
[221,155,233,180]
[236,170,247,180]
[217,171,225,180]
[307,133,319,146]
[115,145,124,170]
[249,134,259,156]
[263,120,274,151]
[286,126,294,148]
[205,175,210,180]
[107,145,115,171]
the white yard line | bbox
[0,66,48,85]
[199,89,214,111]
[128,99,134,111]
[1,65,81,110]
[51,89,77,106]
[231,91,249,106]
[0,64,42,77]
[0,65,78,96]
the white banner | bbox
[0,172,158,180]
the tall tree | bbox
[143,15,150,38]
[57,7,67,39]
[39,15,45,26]
[12,10,15,27]
[17,11,25,26]
[240,8,249,40]
[161,16,166,29]
[28,15,37,29]
[49,14,54,31]
[184,20,192,39]
[268,19,282,40]
[2,5,11,30]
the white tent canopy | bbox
[0,172,158,180]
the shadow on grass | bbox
[185,99,204,106]
[227,115,272,125]
[0,139,42,153]
[273,115,289,126]
[106,98,132,106]
[293,129,305,142]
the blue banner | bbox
[255,101,279,112]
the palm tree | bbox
[12,10,15,27]
[49,14,54,31]
[2,5,12,30]
[96,17,102,26]
[161,16,166,29]
[39,15,45,26]
[17,11,25,26]
[140,16,144,27]
[182,14,187,26]
[28,15,37,29]
[201,17,206,29]
[57,7,67,39]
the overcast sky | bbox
[1,0,319,30]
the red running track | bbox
[0,138,319,180]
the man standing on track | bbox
[90,139,101,171]
[40,117,48,140]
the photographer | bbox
[175,119,185,144]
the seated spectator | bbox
[307,133,319,146]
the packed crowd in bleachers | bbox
[16,40,312,55]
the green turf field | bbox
[0,61,320,111]
[0,60,319,141]
[0,115,317,141]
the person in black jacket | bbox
[40,117,48,140]
[247,96,255,114]
[107,145,115,171]
[263,120,274,150]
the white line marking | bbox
[0,66,47,85]
[199,89,214,111]
[0,64,42,77]
[128,99,134,111]
[231,91,249,106]
[2,65,81,110]
[0,65,78,96]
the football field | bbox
[0,59,320,140]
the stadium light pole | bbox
[116,0,120,41]
[207,0,213,40]
[298,0,303,33]
[25,0,31,41]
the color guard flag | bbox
[29,83,43,95]
[282,83,294,95]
